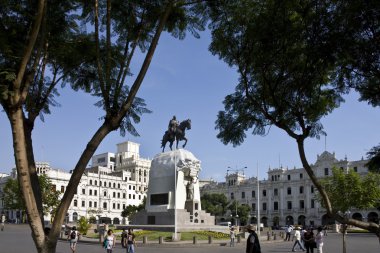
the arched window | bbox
[73,212,78,222]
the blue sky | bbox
[1,30,380,182]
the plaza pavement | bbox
[0,224,379,253]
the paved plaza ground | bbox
[0,224,378,253]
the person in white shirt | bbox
[292,227,305,252]
[230,226,236,247]
[315,226,324,253]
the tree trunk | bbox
[342,224,347,253]
[296,137,333,214]
[9,108,46,252]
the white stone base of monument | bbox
[131,149,215,229]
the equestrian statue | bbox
[161,116,191,152]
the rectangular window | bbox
[263,190,266,197]
[263,202,267,211]
[123,193,126,199]
[60,186,65,193]
[324,168,329,176]
[82,189,85,195]
[82,201,85,207]
[287,201,292,209]
[89,201,92,208]
[113,203,116,209]
[251,191,255,198]
[94,190,97,196]
[241,192,245,199]
[311,199,315,208]
[231,193,234,199]
[274,201,279,210]
[94,202,97,208]
[251,203,256,210]
[300,173,303,179]
[287,187,292,195]
[354,167,358,172]
[274,189,278,196]
[103,202,107,209]
[311,186,314,193]
[287,175,291,180]
[300,200,305,209]
[89,189,92,195]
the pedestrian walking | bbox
[303,228,315,253]
[104,229,116,253]
[230,226,236,247]
[67,226,80,253]
[124,228,136,253]
[292,227,305,252]
[315,226,324,253]
[1,214,5,231]
[121,228,127,248]
[245,224,261,253]
[323,225,328,236]
[285,225,293,241]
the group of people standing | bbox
[103,228,136,253]
[289,226,324,253]
[67,226,136,253]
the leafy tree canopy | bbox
[317,167,380,213]
[3,175,60,216]
[209,0,345,147]
[366,144,380,173]
[201,193,229,216]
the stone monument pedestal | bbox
[131,149,215,229]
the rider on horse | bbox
[168,115,179,137]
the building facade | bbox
[0,141,151,225]
[201,151,379,228]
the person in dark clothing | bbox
[303,227,315,253]
[246,224,261,253]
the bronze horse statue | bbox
[161,119,191,152]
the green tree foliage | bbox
[38,174,61,216]
[333,0,380,107]
[207,0,380,235]
[0,1,207,252]
[227,200,251,225]
[3,178,25,210]
[318,168,380,213]
[3,175,60,217]
[201,193,229,216]
[366,144,380,173]
[77,216,92,235]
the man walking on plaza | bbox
[292,227,305,251]
[246,224,261,253]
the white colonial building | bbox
[201,151,379,228]
[0,141,151,225]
